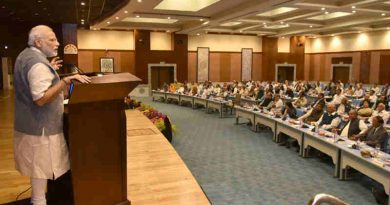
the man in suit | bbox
[314,103,340,131]
[352,116,388,149]
[333,109,368,139]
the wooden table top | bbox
[125,110,210,205]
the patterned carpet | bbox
[137,97,378,205]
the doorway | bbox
[275,64,296,82]
[148,64,177,93]
[331,64,352,83]
[150,66,174,90]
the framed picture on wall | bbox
[100,57,114,72]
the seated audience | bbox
[259,92,273,108]
[314,104,340,131]
[293,91,308,108]
[331,89,345,105]
[311,93,326,108]
[280,101,297,119]
[368,90,378,105]
[370,103,389,124]
[337,97,351,117]
[357,100,373,119]
[352,116,388,149]
[354,83,364,98]
[269,94,283,113]
[298,103,324,124]
[333,110,368,139]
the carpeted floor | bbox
[137,97,379,205]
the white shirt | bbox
[354,89,364,98]
[331,94,345,105]
[340,120,368,138]
[14,47,70,179]
[371,110,390,124]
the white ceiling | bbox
[92,0,390,37]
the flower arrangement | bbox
[124,98,177,141]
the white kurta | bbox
[14,47,70,179]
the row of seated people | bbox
[159,80,390,110]
[162,81,390,103]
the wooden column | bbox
[261,37,278,81]
[62,24,78,67]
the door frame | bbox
[331,64,352,82]
[148,63,177,93]
[275,64,296,82]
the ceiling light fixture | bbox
[81,22,84,25]
[280,21,284,24]
[281,36,285,39]
[352,10,356,13]
[107,21,110,24]
[34,13,39,16]
[331,34,335,36]
[37,0,42,3]
[196,33,200,36]
[5,46,8,49]
[321,8,325,11]
[137,0,142,2]
[167,16,171,19]
[381,13,386,16]
[200,18,204,22]
[325,11,329,14]
[81,2,85,6]
[387,27,390,30]
[136,15,140,18]
[263,22,266,25]
[115,16,119,20]
[309,25,313,28]
[286,24,289,26]
[124,10,128,14]
[202,21,209,25]
[351,6,355,9]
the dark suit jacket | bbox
[360,125,388,149]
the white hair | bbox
[27,25,53,47]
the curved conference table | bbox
[125,110,210,205]
[152,90,390,205]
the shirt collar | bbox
[29,46,47,57]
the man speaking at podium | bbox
[13,25,90,205]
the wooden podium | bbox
[66,73,141,205]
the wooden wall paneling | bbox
[351,52,361,82]
[209,53,220,82]
[77,51,94,72]
[359,51,371,83]
[370,51,381,84]
[120,51,135,74]
[134,30,188,84]
[219,53,231,82]
[304,54,310,81]
[331,57,352,64]
[289,36,305,80]
[261,37,278,81]
[230,53,241,81]
[188,52,197,82]
[379,54,390,84]
[61,24,78,68]
[252,53,262,80]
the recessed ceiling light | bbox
[196,33,200,36]
[81,22,84,25]
[155,0,221,12]
[107,21,110,24]
[202,21,209,25]
[115,16,119,20]
[321,8,325,11]
[286,24,289,26]
[167,16,171,19]
[5,46,8,49]
[81,19,84,21]
[136,15,140,18]
[280,21,284,24]
[124,10,128,14]
[381,13,386,16]
[352,10,356,13]
[387,27,389,30]
[331,34,335,36]
[200,18,204,22]
[325,11,329,14]
[309,25,313,28]
[351,6,356,9]
[81,2,85,6]
[166,30,170,32]
[43,7,47,10]
[34,13,39,16]
[358,31,361,33]
[263,22,266,25]
[137,0,142,2]
[239,30,243,33]
[37,0,42,3]
[281,36,285,39]
[1,6,6,9]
